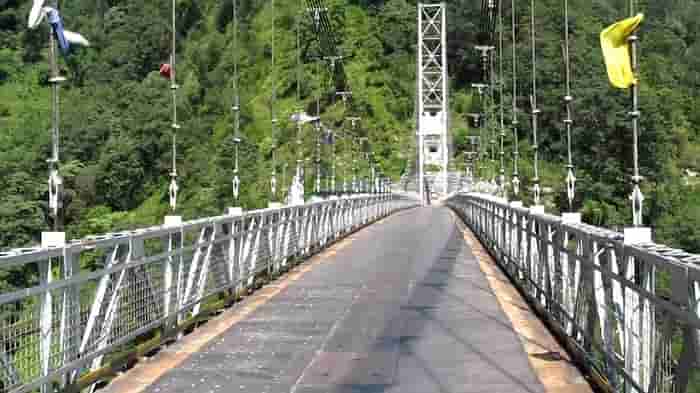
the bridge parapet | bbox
[0,194,417,393]
[448,193,700,393]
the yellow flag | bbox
[600,13,644,89]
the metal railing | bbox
[0,194,416,393]
[401,171,466,196]
[448,193,700,393]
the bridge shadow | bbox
[296,211,545,393]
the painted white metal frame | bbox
[0,195,416,393]
[417,2,449,199]
[448,193,700,393]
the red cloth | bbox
[160,63,173,79]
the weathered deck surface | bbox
[105,207,589,393]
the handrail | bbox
[447,193,700,393]
[0,194,417,393]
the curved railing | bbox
[0,194,417,393]
[448,193,700,393]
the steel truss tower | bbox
[417,3,449,203]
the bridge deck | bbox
[104,207,587,393]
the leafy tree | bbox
[0,0,697,259]
[95,137,146,211]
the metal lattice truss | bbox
[449,193,700,393]
[417,3,450,199]
[0,195,416,393]
[418,3,447,111]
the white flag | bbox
[63,30,90,47]
[290,111,320,125]
[28,0,46,28]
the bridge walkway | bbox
[103,207,590,393]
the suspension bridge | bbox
[0,1,699,393]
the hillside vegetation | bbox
[0,0,700,255]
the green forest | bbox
[1,0,700,256]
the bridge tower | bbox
[417,2,449,203]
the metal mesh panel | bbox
[0,195,417,393]
[447,193,700,393]
[1,297,41,392]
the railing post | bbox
[249,214,262,288]
[670,266,696,393]
[512,207,521,276]
[39,257,53,393]
[59,246,80,386]
[39,231,66,393]
[541,222,553,309]
[228,213,243,294]
[271,209,282,274]
[551,222,564,323]
[163,216,182,336]
[600,242,620,389]
[500,205,507,260]
[523,212,532,288]
[489,201,495,248]
[281,208,291,267]
[579,233,599,355]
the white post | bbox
[163,215,182,330]
[40,232,64,393]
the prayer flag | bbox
[600,14,644,89]
[290,111,320,125]
[322,129,335,145]
[29,6,89,55]
[46,7,70,55]
[28,0,46,28]
[160,63,173,79]
[63,30,90,47]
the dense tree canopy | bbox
[465,0,700,252]
[0,0,699,257]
